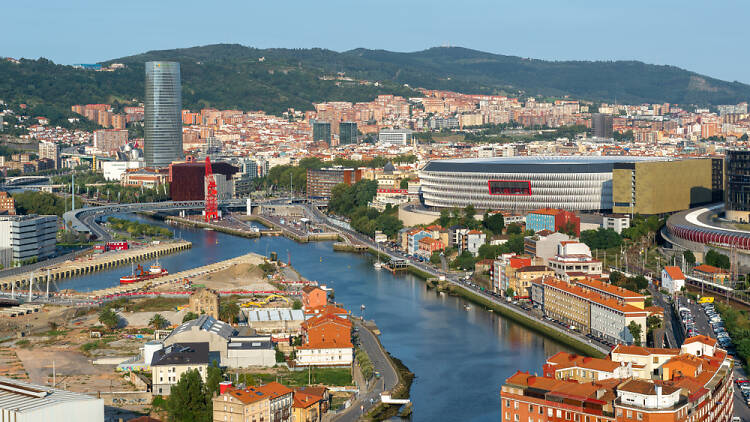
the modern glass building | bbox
[312,121,331,144]
[338,122,357,145]
[144,61,182,167]
[725,149,750,222]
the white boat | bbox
[374,245,383,270]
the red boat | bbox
[120,261,169,284]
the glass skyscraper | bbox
[144,61,182,167]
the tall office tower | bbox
[725,149,750,222]
[339,122,358,145]
[312,120,332,145]
[591,113,613,138]
[144,61,182,167]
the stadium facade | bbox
[419,156,721,214]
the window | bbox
[637,413,643,421]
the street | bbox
[332,319,399,422]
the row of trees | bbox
[328,179,403,238]
[580,228,623,250]
[107,217,173,238]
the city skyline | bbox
[4,1,750,84]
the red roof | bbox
[663,266,685,280]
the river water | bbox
[60,214,570,422]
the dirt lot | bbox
[187,260,275,291]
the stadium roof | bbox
[422,156,670,173]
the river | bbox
[59,214,571,422]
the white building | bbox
[465,230,486,256]
[101,160,142,181]
[0,376,103,422]
[378,129,413,146]
[295,346,353,367]
[0,215,57,264]
[152,342,209,395]
[603,214,631,234]
[661,266,685,294]
[547,241,602,279]
[590,298,648,345]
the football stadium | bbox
[419,156,723,214]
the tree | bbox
[165,369,211,422]
[506,223,522,235]
[463,205,476,221]
[205,361,223,399]
[628,321,643,346]
[98,308,119,330]
[292,299,302,310]
[451,250,476,271]
[705,249,730,269]
[182,312,199,323]
[505,287,515,298]
[219,302,240,324]
[438,209,451,228]
[483,213,505,235]
[399,179,409,189]
[430,251,442,265]
[647,315,662,332]
[683,250,696,266]
[149,314,169,330]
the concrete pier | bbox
[0,240,192,290]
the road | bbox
[333,319,399,422]
[303,205,611,355]
[648,287,682,348]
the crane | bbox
[204,156,219,222]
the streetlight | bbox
[360,304,366,321]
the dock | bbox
[81,252,263,298]
[383,259,409,272]
[0,240,192,290]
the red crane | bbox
[204,156,219,222]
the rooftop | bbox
[167,315,237,341]
[150,342,209,366]
[0,377,101,415]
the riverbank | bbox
[363,248,607,358]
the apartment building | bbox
[525,208,580,236]
[547,241,603,279]
[501,335,734,422]
[523,231,571,264]
[513,265,554,298]
[306,167,362,199]
[93,129,128,155]
[38,141,60,169]
[491,254,531,294]
[296,313,353,367]
[213,385,271,422]
[378,129,412,145]
[577,278,645,309]
[151,342,209,395]
[0,192,16,215]
[661,266,686,294]
[540,278,646,345]
[0,214,57,265]
[543,352,633,382]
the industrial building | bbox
[169,161,239,201]
[0,376,104,421]
[420,156,721,214]
[306,167,362,199]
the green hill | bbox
[2,44,749,123]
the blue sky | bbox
[5,1,749,83]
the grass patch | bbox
[42,329,69,337]
[15,340,30,348]
[233,367,352,387]
[80,337,117,354]
[406,266,432,280]
[108,297,187,313]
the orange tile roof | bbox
[305,304,348,316]
[530,208,566,216]
[546,352,621,372]
[693,264,728,274]
[293,390,324,409]
[227,387,269,405]
[576,278,644,300]
[543,278,646,314]
[257,381,293,399]
[663,266,685,280]
[683,335,717,347]
[611,344,679,356]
